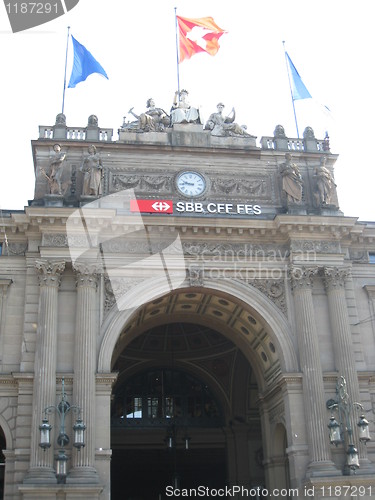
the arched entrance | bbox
[110,322,262,499]
[111,364,227,499]
[100,283,298,499]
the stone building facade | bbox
[0,112,375,499]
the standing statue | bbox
[279,153,303,204]
[170,90,200,124]
[128,98,170,132]
[313,156,336,205]
[40,144,66,195]
[80,145,103,196]
[204,103,252,137]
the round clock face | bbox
[176,171,206,197]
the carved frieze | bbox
[291,240,341,254]
[111,174,171,193]
[210,175,274,200]
[0,242,27,256]
[183,242,290,260]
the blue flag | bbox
[285,52,311,101]
[68,36,108,88]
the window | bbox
[369,252,375,264]
[112,369,222,427]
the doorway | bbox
[111,446,227,500]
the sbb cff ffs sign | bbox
[130,199,262,215]
[130,200,173,213]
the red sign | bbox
[130,199,173,214]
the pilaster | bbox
[290,266,337,477]
[68,263,101,484]
[24,260,65,483]
[323,267,374,473]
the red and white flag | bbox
[176,15,227,63]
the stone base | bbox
[19,484,103,500]
[23,467,57,484]
[79,195,99,207]
[286,204,307,215]
[66,466,100,484]
[44,194,64,207]
[305,460,340,478]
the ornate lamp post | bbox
[327,376,371,474]
[38,378,86,483]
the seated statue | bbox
[204,103,252,137]
[170,89,200,125]
[127,98,170,132]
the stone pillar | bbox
[323,267,374,472]
[290,266,337,477]
[69,263,100,484]
[25,260,65,483]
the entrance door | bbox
[111,447,227,500]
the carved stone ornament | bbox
[73,262,101,289]
[0,242,27,256]
[289,266,318,291]
[104,275,145,313]
[188,266,204,287]
[35,260,66,287]
[291,240,341,255]
[210,176,268,197]
[322,266,351,291]
[252,279,286,314]
[183,242,289,259]
[112,174,171,193]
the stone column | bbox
[290,266,337,477]
[68,263,100,483]
[25,260,65,483]
[323,267,374,472]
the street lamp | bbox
[327,375,371,474]
[38,378,86,483]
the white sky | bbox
[0,0,374,220]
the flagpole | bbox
[174,7,181,98]
[62,26,70,115]
[283,41,300,138]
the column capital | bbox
[322,266,351,291]
[35,260,65,287]
[289,265,318,292]
[73,262,101,289]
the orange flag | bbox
[177,15,227,63]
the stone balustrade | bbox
[39,125,113,142]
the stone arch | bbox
[98,276,298,388]
[0,414,13,450]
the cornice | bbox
[1,208,374,245]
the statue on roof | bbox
[313,156,336,206]
[80,145,103,197]
[170,89,200,125]
[279,153,303,204]
[125,98,170,132]
[204,103,253,138]
[40,143,66,195]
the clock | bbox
[176,171,206,197]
